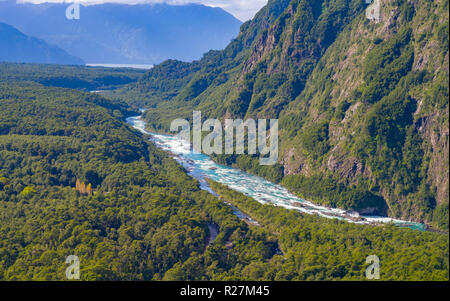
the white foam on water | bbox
[127,116,425,230]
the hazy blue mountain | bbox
[0,1,242,64]
[0,21,84,65]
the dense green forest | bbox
[0,62,448,280]
[117,0,449,231]
[0,0,449,281]
[0,63,146,91]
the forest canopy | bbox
[0,63,448,280]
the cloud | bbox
[17,0,268,21]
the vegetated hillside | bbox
[122,0,449,230]
[0,62,146,91]
[0,68,448,280]
[117,0,292,109]
[0,22,83,65]
[0,1,241,64]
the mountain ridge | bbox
[119,0,449,230]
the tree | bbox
[87,183,93,196]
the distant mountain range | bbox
[0,1,242,64]
[0,21,84,65]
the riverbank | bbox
[127,115,427,231]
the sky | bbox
[18,0,269,21]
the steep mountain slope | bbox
[0,22,83,65]
[121,0,448,230]
[130,0,367,128]
[278,0,449,229]
[0,1,241,64]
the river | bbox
[126,115,426,231]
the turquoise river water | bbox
[127,115,426,231]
